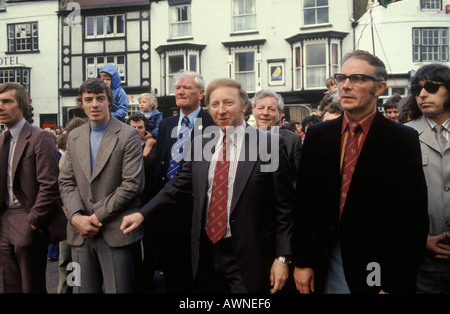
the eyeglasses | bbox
[411,81,446,96]
[334,73,379,86]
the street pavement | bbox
[0,259,166,294]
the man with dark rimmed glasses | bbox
[293,50,428,294]
[405,64,450,294]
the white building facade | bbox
[1,0,449,128]
[355,0,450,104]
[150,0,356,122]
[0,0,60,128]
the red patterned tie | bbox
[339,122,361,220]
[206,136,229,244]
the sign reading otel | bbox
[0,56,20,66]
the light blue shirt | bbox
[179,106,201,132]
[90,121,108,173]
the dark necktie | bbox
[167,116,190,181]
[206,136,229,244]
[434,124,447,153]
[339,122,361,221]
[0,130,12,208]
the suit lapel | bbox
[11,122,32,181]
[230,130,257,214]
[414,117,442,154]
[76,124,93,181]
[91,118,119,182]
[320,117,342,190]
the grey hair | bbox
[252,89,284,111]
[173,70,206,90]
[342,49,387,82]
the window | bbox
[0,68,30,93]
[303,0,329,26]
[420,0,442,10]
[0,0,6,11]
[413,28,448,62]
[331,43,339,76]
[85,14,125,38]
[294,46,302,90]
[305,43,326,88]
[7,22,39,52]
[234,51,255,92]
[170,5,192,38]
[232,0,256,32]
[86,55,126,83]
[167,52,198,94]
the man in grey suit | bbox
[252,90,302,186]
[405,64,450,293]
[59,79,144,293]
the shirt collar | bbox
[219,120,246,147]
[341,110,377,135]
[180,106,201,129]
[425,116,450,131]
[8,118,26,140]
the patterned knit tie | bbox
[167,116,190,181]
[206,136,229,244]
[339,122,361,221]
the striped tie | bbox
[339,122,361,221]
[205,136,229,244]
[167,116,190,181]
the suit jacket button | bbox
[444,186,450,192]
[161,161,165,165]
[446,220,450,227]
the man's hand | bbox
[427,232,450,262]
[71,214,102,238]
[269,258,289,294]
[120,212,144,235]
[294,267,315,294]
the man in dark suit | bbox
[252,89,302,186]
[150,70,215,293]
[293,50,429,294]
[0,82,66,293]
[122,78,295,294]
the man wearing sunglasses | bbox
[404,64,450,294]
[293,50,428,294]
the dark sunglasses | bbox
[411,81,446,96]
[334,73,379,86]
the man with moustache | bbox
[404,64,450,293]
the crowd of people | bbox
[0,49,449,294]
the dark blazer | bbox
[294,112,429,294]
[140,126,295,293]
[150,108,216,196]
[0,122,66,243]
[279,128,302,185]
